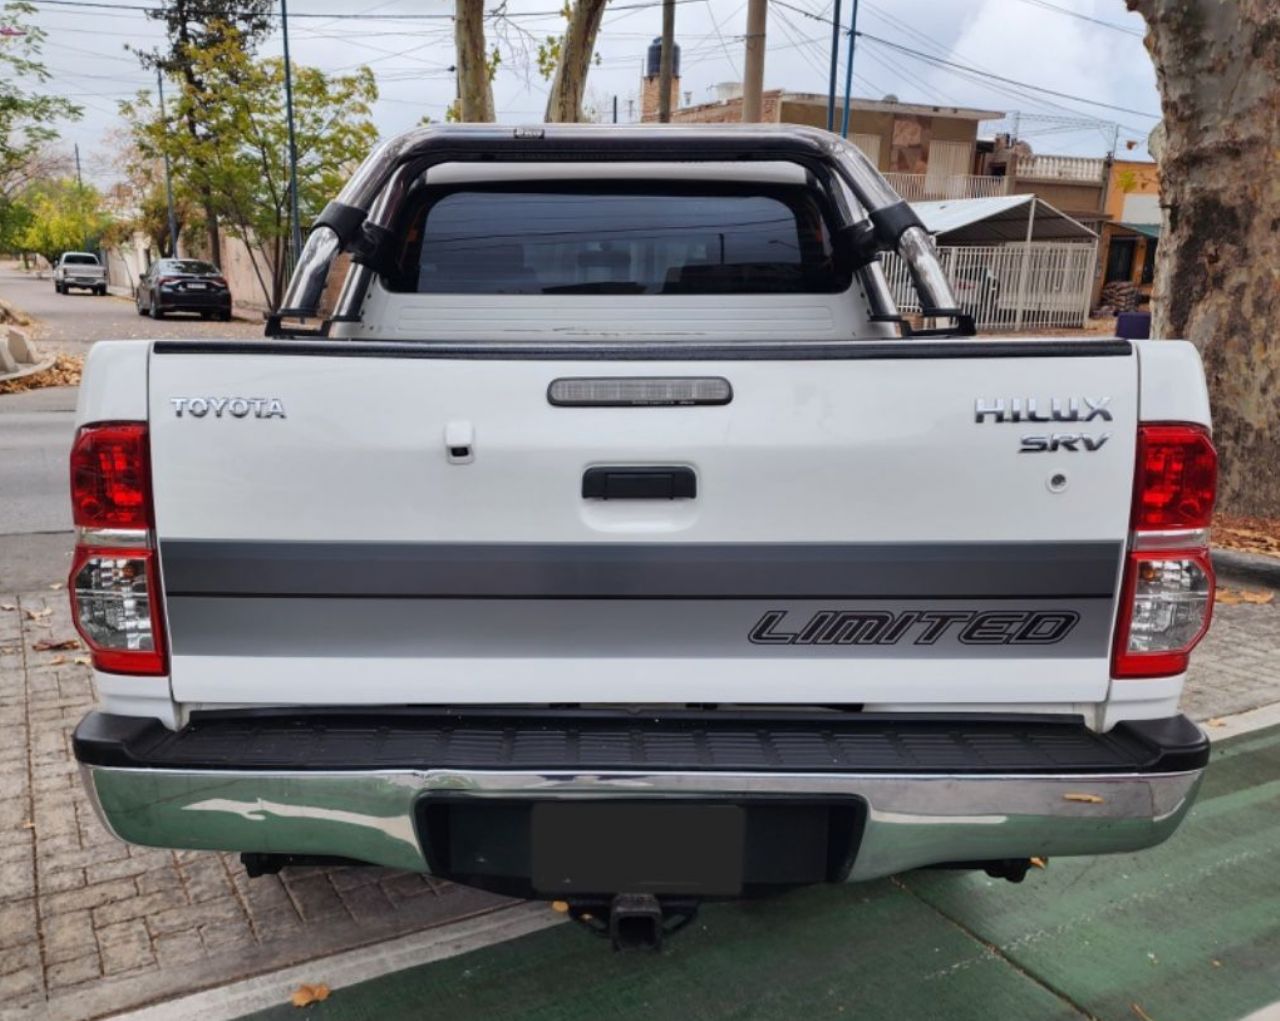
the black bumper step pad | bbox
[74,708,1208,775]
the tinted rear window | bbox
[162,260,217,275]
[62,254,98,265]
[389,184,846,295]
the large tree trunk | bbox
[454,0,495,122]
[544,0,609,122]
[1128,0,1280,516]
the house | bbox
[1092,159,1161,309]
[637,44,1006,202]
[981,136,1111,232]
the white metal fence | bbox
[881,242,1097,331]
[884,173,1010,201]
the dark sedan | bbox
[136,259,233,320]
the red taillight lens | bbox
[211,276,228,288]
[1113,422,1217,679]
[70,424,151,529]
[1132,423,1217,530]
[68,422,165,675]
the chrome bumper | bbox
[82,764,1203,882]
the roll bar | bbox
[274,123,964,337]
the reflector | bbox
[1113,550,1214,678]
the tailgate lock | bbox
[444,420,474,464]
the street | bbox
[0,266,262,357]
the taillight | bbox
[1113,423,1216,678]
[157,276,179,286]
[68,423,167,676]
[211,276,228,288]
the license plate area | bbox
[417,796,864,898]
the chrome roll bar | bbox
[274,124,961,334]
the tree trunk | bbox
[1128,0,1280,516]
[544,0,609,123]
[454,0,494,122]
[202,191,219,266]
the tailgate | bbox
[148,340,1136,707]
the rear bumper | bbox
[74,710,1208,885]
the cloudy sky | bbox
[26,0,1161,188]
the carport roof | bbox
[911,194,1097,244]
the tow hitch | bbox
[566,894,700,951]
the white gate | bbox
[880,242,1096,331]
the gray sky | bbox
[28,0,1161,189]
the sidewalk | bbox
[0,591,506,1021]
[237,721,1280,1021]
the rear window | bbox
[387,183,847,295]
[162,260,217,275]
[62,254,98,265]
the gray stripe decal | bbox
[166,597,1112,660]
[159,541,1123,600]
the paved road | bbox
[0,264,261,357]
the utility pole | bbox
[612,94,618,123]
[657,0,675,123]
[74,143,83,189]
[281,0,303,263]
[156,68,179,257]
[741,0,767,122]
[839,0,859,138]
[826,0,842,130]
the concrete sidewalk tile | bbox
[97,917,156,975]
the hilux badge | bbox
[170,397,286,419]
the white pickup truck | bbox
[53,251,107,295]
[70,126,1216,947]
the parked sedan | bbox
[135,259,233,320]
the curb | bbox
[0,324,45,382]
[1211,547,1280,590]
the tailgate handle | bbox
[582,466,697,500]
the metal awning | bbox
[1114,221,1161,239]
[910,194,1097,244]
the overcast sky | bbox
[28,0,1161,188]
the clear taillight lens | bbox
[70,549,166,675]
[1114,551,1214,678]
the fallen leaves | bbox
[1206,717,1227,728]
[47,655,67,666]
[290,984,331,1008]
[551,900,569,914]
[1215,587,1274,605]
[0,603,15,612]
[1214,514,1280,559]
[22,607,51,621]
[1029,857,1048,870]
[1063,793,1105,804]
[0,353,84,395]
[73,655,91,666]
[1131,1003,1156,1021]
[32,638,78,652]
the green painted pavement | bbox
[244,725,1280,1021]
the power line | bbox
[772,0,1159,119]
[1009,0,1144,38]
